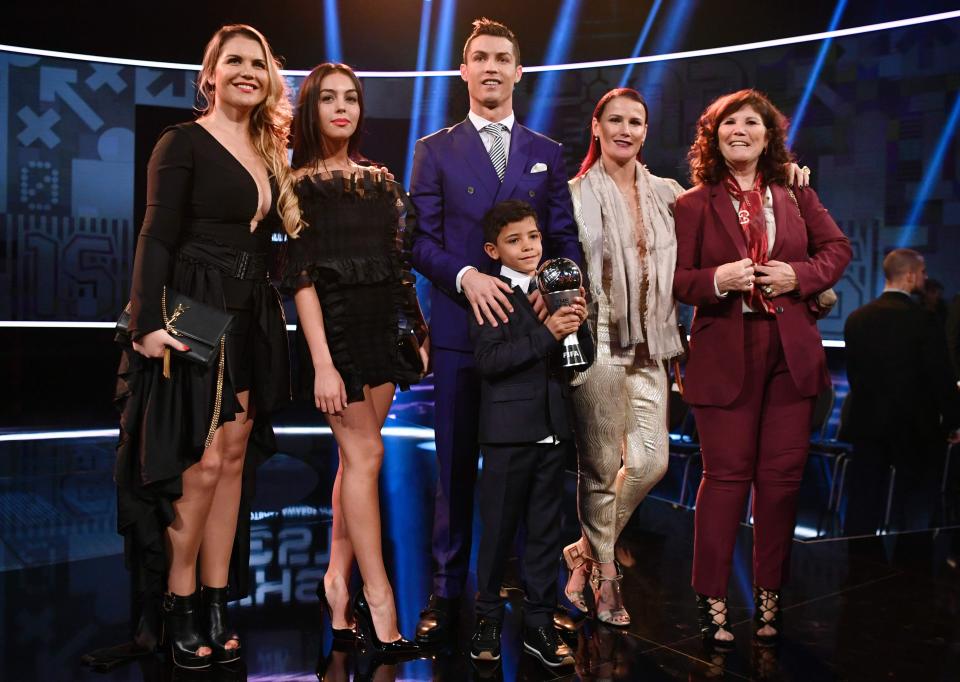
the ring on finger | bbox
[802,165,811,174]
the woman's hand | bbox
[132,328,189,358]
[714,258,756,294]
[314,363,348,415]
[784,163,811,188]
[754,260,798,298]
[418,336,431,377]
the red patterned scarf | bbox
[723,172,775,314]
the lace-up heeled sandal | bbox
[562,540,591,612]
[753,588,782,646]
[696,594,735,651]
[590,565,630,627]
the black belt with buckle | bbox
[178,239,269,281]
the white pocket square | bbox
[530,162,548,173]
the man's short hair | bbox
[883,248,924,281]
[482,200,539,245]
[462,17,520,64]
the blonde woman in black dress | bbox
[285,63,428,654]
[116,25,298,668]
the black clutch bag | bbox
[116,287,234,367]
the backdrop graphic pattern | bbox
[2,19,958,340]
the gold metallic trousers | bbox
[571,309,669,564]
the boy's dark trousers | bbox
[475,440,565,627]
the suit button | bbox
[528,190,536,198]
[467,186,475,194]
[775,306,784,314]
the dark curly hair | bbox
[687,89,794,186]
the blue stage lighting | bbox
[323,0,343,63]
[899,90,960,246]
[424,0,458,136]
[787,0,847,148]
[526,0,583,134]
[618,0,663,88]
[633,0,694,99]
[402,0,434,185]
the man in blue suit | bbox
[410,17,584,644]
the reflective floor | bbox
[2,409,960,681]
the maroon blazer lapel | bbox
[769,184,796,261]
[709,186,748,260]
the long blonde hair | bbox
[196,24,301,236]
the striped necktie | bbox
[482,123,508,181]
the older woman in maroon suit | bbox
[673,89,850,648]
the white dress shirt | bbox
[456,112,518,293]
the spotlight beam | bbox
[323,0,343,63]
[899,90,960,246]
[402,0,434,185]
[787,0,848,148]
[618,0,663,88]
[526,0,583,133]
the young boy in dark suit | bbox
[468,200,593,668]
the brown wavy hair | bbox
[687,89,793,187]
[291,63,366,171]
[575,88,648,178]
[196,24,301,236]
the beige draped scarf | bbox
[571,161,685,362]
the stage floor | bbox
[2,417,960,681]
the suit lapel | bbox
[498,275,540,325]
[769,184,792,261]
[710,186,748,260]
[452,119,500,200]
[496,124,530,203]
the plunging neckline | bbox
[193,121,272,233]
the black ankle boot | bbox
[162,591,212,669]
[201,585,242,664]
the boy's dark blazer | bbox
[469,277,594,444]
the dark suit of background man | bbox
[843,248,960,534]
[409,18,584,642]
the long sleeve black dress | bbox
[283,170,427,403]
[114,122,290,645]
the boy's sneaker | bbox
[523,624,575,667]
[470,618,502,661]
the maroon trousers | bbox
[691,316,815,597]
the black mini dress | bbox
[283,171,427,403]
[115,122,290,611]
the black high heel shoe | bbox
[352,587,420,656]
[695,593,735,651]
[201,585,241,664]
[317,579,357,642]
[753,588,782,646]
[162,591,213,670]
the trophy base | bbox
[561,343,588,368]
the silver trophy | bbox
[536,257,587,367]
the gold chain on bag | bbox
[160,286,225,448]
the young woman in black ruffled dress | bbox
[284,63,428,653]
[114,25,299,669]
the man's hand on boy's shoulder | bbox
[462,269,514,327]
